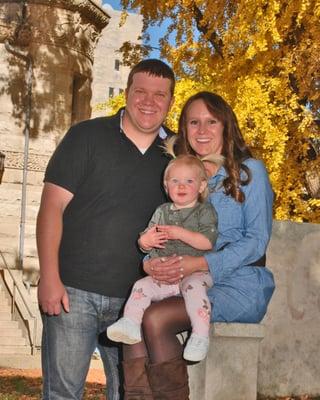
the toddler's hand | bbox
[139,225,168,250]
[156,225,184,240]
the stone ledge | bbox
[210,322,265,338]
[189,323,264,400]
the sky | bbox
[102,1,169,59]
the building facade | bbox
[0,0,109,277]
[91,3,143,117]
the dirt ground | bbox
[1,368,318,400]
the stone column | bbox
[0,0,109,277]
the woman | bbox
[122,91,275,399]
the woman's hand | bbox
[144,255,182,284]
[180,255,209,277]
[143,255,209,284]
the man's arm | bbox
[36,182,73,315]
[156,225,212,250]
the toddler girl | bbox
[107,154,219,362]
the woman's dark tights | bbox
[123,297,191,363]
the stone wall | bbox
[258,220,320,396]
[189,220,320,398]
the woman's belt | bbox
[248,254,266,267]
[218,244,266,267]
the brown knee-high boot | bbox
[122,356,153,399]
[146,357,189,400]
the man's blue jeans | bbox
[41,286,125,400]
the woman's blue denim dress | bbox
[205,158,275,323]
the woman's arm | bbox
[205,159,273,283]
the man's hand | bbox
[36,183,73,316]
[139,226,168,251]
[38,277,70,316]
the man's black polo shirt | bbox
[44,109,171,298]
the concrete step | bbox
[0,327,24,336]
[0,336,27,345]
[0,275,32,358]
[0,312,13,321]
[0,353,103,369]
[0,296,11,311]
[0,345,31,355]
[0,303,11,313]
[0,320,19,329]
[0,296,10,307]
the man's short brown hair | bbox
[126,59,175,96]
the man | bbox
[36,59,175,400]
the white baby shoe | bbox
[183,333,209,362]
[107,317,141,345]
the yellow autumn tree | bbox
[108,0,320,222]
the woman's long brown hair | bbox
[175,91,252,203]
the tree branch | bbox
[192,3,224,58]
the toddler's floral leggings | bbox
[124,272,213,338]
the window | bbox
[109,87,114,98]
[71,74,89,125]
[115,59,120,71]
[119,88,124,95]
